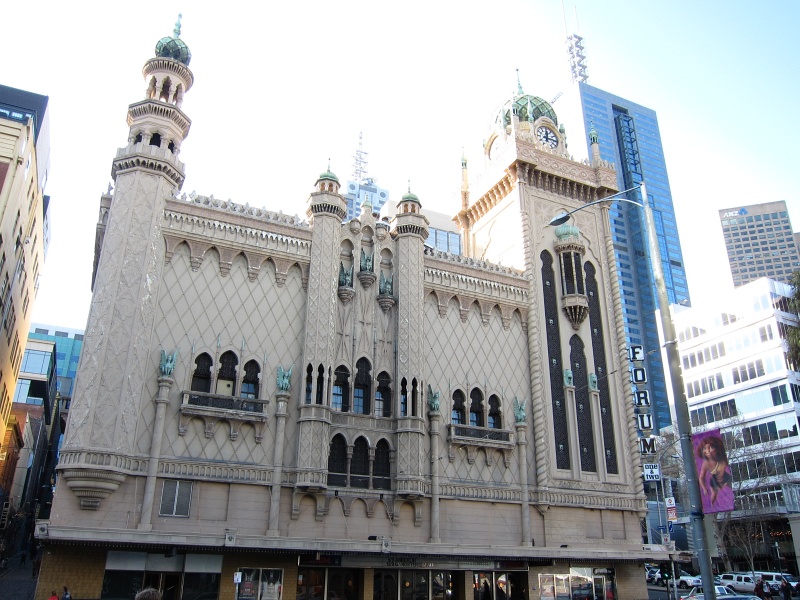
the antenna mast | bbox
[563,2,589,83]
[353,132,369,184]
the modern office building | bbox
[29,324,85,408]
[36,24,662,600]
[344,177,390,221]
[380,199,461,256]
[573,82,691,433]
[0,85,50,457]
[719,201,800,288]
[664,278,800,573]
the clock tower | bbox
[459,83,644,498]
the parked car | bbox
[719,573,758,594]
[669,571,702,589]
[647,568,663,585]
[680,584,736,598]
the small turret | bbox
[307,162,346,221]
[589,122,601,165]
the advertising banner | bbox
[693,428,734,513]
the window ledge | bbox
[179,391,269,442]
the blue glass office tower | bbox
[577,82,691,431]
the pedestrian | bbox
[135,589,162,600]
[756,578,766,599]
[48,592,59,600]
[62,585,72,600]
[781,578,792,600]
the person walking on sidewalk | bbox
[48,592,59,600]
[61,585,72,600]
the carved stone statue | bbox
[338,263,353,287]
[379,271,393,295]
[360,248,374,272]
[589,373,598,391]
[512,397,526,423]
[276,365,293,392]
[563,369,574,387]
[426,384,440,412]
[160,349,178,377]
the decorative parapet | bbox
[57,450,142,510]
[112,142,185,187]
[178,391,269,442]
[173,193,311,230]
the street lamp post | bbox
[550,182,717,599]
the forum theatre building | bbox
[36,25,665,600]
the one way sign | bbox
[643,463,661,481]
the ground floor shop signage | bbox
[338,555,525,570]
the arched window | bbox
[134,132,143,144]
[328,435,347,487]
[351,437,370,489]
[216,351,238,396]
[374,439,391,490]
[451,390,466,425]
[241,360,260,399]
[469,388,484,427]
[488,394,502,429]
[376,372,392,417]
[191,353,212,393]
[411,378,419,417]
[305,364,313,404]
[354,358,372,415]
[400,378,408,416]
[316,364,325,405]
[149,132,162,148]
[159,77,172,103]
[333,366,350,412]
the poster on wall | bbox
[693,428,734,514]
[236,568,284,600]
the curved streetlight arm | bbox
[548,184,644,226]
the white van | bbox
[758,572,797,593]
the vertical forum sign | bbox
[630,344,656,454]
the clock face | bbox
[536,126,558,148]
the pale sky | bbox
[3,0,798,330]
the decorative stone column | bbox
[138,372,175,530]
[428,390,442,543]
[267,391,289,537]
[514,398,532,547]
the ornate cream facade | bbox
[36,26,666,600]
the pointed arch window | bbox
[241,360,260,399]
[376,372,392,417]
[469,388,484,427]
[316,365,325,405]
[191,353,212,393]
[333,366,350,412]
[216,351,238,396]
[451,390,466,425]
[328,435,347,487]
[488,394,502,429]
[354,358,372,415]
[411,378,419,417]
[351,437,370,489]
[374,439,391,490]
[305,364,313,404]
[400,378,408,416]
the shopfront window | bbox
[374,571,398,600]
[327,569,359,600]
[538,569,615,600]
[297,568,325,600]
[236,568,283,600]
[401,570,428,600]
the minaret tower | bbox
[59,18,193,509]
[391,186,429,498]
[295,166,346,492]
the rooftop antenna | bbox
[353,132,369,184]
[562,1,589,83]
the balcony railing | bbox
[182,390,266,413]
[447,424,515,467]
[450,424,511,442]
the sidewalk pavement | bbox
[0,553,38,600]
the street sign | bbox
[666,497,678,522]
[668,522,674,533]
[643,463,661,481]
[234,572,242,584]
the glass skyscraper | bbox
[577,82,690,431]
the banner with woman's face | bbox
[693,428,734,513]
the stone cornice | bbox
[142,58,195,91]
[127,99,192,138]
[37,523,670,561]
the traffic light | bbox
[659,563,671,580]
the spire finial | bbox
[407,180,411,194]
[173,14,183,38]
[461,148,467,169]
[516,69,524,96]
